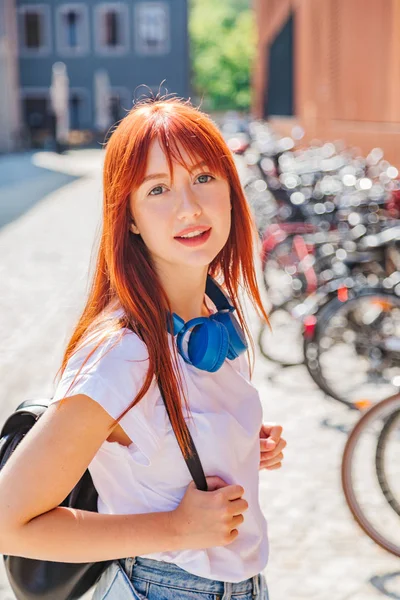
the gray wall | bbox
[16,0,189,132]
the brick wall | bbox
[252,0,400,165]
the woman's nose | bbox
[176,187,202,219]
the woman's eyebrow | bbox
[141,161,209,184]
[141,172,169,184]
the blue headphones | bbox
[168,276,248,372]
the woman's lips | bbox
[174,228,212,246]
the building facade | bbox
[0,0,21,152]
[252,0,400,166]
[2,0,189,150]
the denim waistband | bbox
[120,556,262,597]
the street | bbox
[0,150,399,600]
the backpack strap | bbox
[157,378,208,492]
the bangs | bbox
[133,103,231,186]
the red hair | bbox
[56,96,269,458]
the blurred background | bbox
[1,0,400,160]
[1,1,400,599]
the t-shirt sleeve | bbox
[51,329,150,423]
[51,329,161,465]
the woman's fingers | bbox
[231,514,245,528]
[262,451,284,464]
[260,437,286,454]
[259,433,287,471]
[259,451,284,470]
[229,498,249,516]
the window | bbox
[26,13,40,48]
[57,4,89,55]
[95,3,129,55]
[135,2,169,55]
[66,11,78,47]
[18,5,51,55]
[105,11,118,46]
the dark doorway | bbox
[70,94,81,129]
[23,96,49,147]
[110,95,123,123]
[24,96,48,130]
[264,13,294,117]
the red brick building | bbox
[252,0,400,165]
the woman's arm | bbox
[1,506,181,563]
[0,394,181,562]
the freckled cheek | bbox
[210,200,231,236]
[137,206,174,249]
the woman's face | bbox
[129,139,232,271]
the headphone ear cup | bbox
[189,319,229,372]
[185,322,209,365]
[210,320,230,372]
[210,313,247,360]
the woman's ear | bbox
[130,219,140,235]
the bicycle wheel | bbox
[258,300,304,366]
[342,393,400,557]
[304,288,400,406]
[375,406,400,517]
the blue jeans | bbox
[92,556,269,600]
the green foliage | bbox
[189,0,256,111]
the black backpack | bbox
[0,398,112,600]
[0,394,207,600]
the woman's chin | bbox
[177,256,216,268]
[152,241,225,270]
[172,250,219,268]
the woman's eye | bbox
[149,185,166,196]
[196,174,213,184]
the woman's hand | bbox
[171,476,249,550]
[259,422,286,471]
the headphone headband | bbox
[205,276,235,313]
[168,276,236,336]
[167,276,247,373]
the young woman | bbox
[0,97,286,600]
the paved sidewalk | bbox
[0,151,80,229]
[0,150,399,599]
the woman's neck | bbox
[155,262,210,322]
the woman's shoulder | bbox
[52,312,151,417]
[79,327,148,367]
[60,307,149,382]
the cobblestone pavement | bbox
[0,150,399,600]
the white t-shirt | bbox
[51,304,269,583]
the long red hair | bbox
[56,96,269,458]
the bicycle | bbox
[341,392,400,557]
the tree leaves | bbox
[189,0,256,111]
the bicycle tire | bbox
[375,406,400,517]
[303,288,400,406]
[303,291,352,404]
[341,393,400,557]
